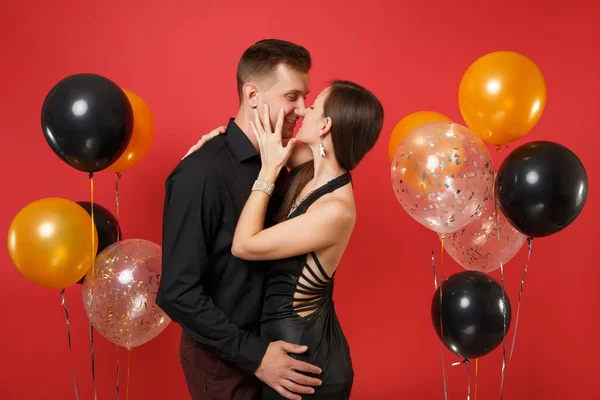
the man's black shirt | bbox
[157,119,285,374]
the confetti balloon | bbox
[83,239,170,348]
[391,122,494,234]
[440,196,526,272]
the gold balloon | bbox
[458,51,546,146]
[106,89,154,173]
[7,198,98,290]
[388,111,451,161]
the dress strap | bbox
[287,172,351,219]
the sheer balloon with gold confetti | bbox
[440,196,526,272]
[83,239,170,348]
[391,121,494,234]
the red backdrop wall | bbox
[1,1,598,399]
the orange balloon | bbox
[459,51,546,146]
[388,111,451,161]
[107,89,154,173]
[7,198,98,290]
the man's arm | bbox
[182,126,312,170]
[157,158,266,373]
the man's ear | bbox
[243,83,259,108]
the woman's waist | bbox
[260,315,306,344]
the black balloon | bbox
[76,202,121,284]
[495,141,588,238]
[431,271,511,359]
[41,73,133,172]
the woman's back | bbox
[260,172,355,400]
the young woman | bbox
[188,80,383,399]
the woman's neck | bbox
[308,147,347,191]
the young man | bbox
[157,39,321,400]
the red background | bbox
[1,0,598,398]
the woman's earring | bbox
[319,138,326,157]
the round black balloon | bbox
[431,270,511,359]
[495,141,588,238]
[41,73,133,172]
[76,202,121,284]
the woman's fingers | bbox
[263,103,272,133]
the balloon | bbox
[41,73,133,172]
[458,51,546,146]
[77,202,121,252]
[106,89,154,173]
[496,141,588,238]
[431,270,511,359]
[388,111,451,161]
[7,198,98,290]
[76,202,121,285]
[83,239,170,348]
[441,196,526,272]
[391,122,495,234]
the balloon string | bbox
[475,359,479,400]
[115,173,122,241]
[126,349,132,400]
[89,173,95,287]
[451,359,470,400]
[431,250,438,290]
[116,344,120,400]
[500,237,533,399]
[115,258,121,399]
[89,322,97,400]
[114,172,123,398]
[61,290,80,400]
[507,237,532,365]
[432,240,448,400]
[467,360,471,400]
[493,198,508,399]
[88,173,97,400]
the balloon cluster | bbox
[389,51,588,360]
[7,73,169,348]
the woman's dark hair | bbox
[277,80,384,221]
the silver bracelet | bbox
[252,179,275,197]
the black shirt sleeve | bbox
[156,157,268,375]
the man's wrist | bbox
[236,332,269,375]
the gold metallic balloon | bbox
[106,89,154,173]
[459,51,546,147]
[7,198,98,290]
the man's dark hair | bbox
[236,39,312,99]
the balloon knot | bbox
[451,358,470,366]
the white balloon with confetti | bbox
[83,239,171,348]
[391,122,494,234]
